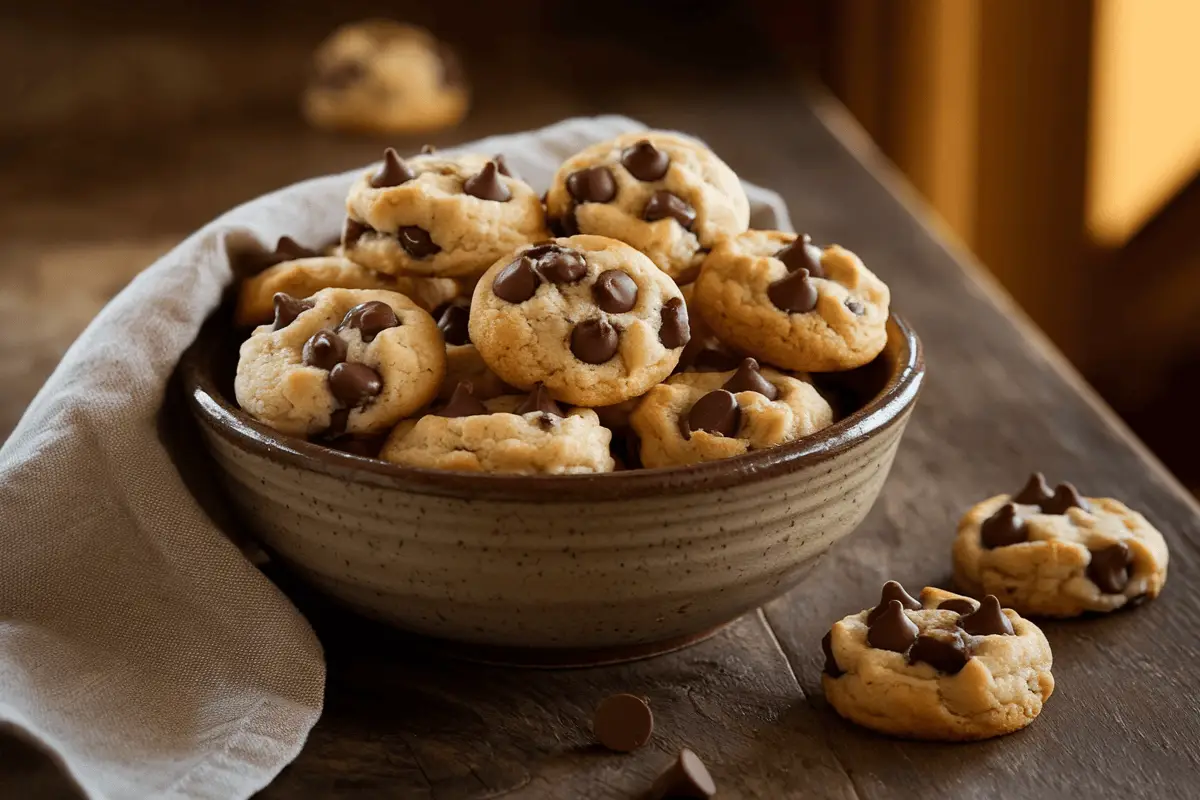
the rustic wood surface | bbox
[3,12,1200,798]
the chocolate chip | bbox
[272,293,313,330]
[397,226,440,259]
[909,631,970,674]
[343,218,371,245]
[339,300,400,343]
[845,299,865,316]
[570,319,620,364]
[938,598,979,615]
[493,153,518,180]
[980,503,1027,548]
[529,245,587,284]
[514,383,563,418]
[659,296,691,349]
[435,42,464,88]
[958,595,1014,636]
[314,59,365,91]
[328,362,383,408]
[436,382,488,418]
[436,302,470,346]
[678,339,741,373]
[684,390,740,439]
[647,749,716,800]
[768,267,819,313]
[866,599,919,653]
[722,357,778,400]
[1041,482,1090,515]
[566,166,616,203]
[370,148,416,189]
[592,693,654,753]
[821,630,844,678]
[463,161,511,202]
[621,139,670,181]
[866,581,922,624]
[492,257,541,303]
[272,236,320,263]
[550,209,580,237]
[643,190,696,229]
[1088,541,1133,594]
[302,329,348,370]
[775,234,825,277]
[593,270,638,313]
[420,144,437,154]
[1012,472,1054,506]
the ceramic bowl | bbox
[181,307,923,663]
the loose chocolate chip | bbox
[647,749,716,800]
[909,631,970,674]
[272,293,313,330]
[370,148,416,189]
[980,503,1027,548]
[530,246,587,284]
[768,267,819,313]
[397,226,441,259]
[514,383,563,418]
[659,296,691,349]
[592,693,654,753]
[775,234,825,277]
[685,390,741,438]
[821,630,844,678]
[420,144,437,154]
[327,408,349,437]
[343,218,371,245]
[436,302,471,346]
[436,382,488,418]
[1087,541,1133,594]
[302,329,348,370]
[866,599,919,653]
[722,357,778,400]
[570,319,620,364]
[938,598,979,615]
[621,139,670,181]
[314,59,365,91]
[866,580,922,624]
[492,257,541,302]
[493,153,518,180]
[593,270,638,313]
[845,299,865,316]
[1012,471,1055,506]
[1041,482,1090,515]
[958,595,1014,636]
[339,300,400,342]
[463,160,511,202]
[328,362,383,408]
[566,166,617,203]
[643,190,696,229]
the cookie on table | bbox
[544,131,749,282]
[303,20,468,134]
[381,383,614,474]
[235,255,457,326]
[235,288,445,438]
[342,147,548,278]
[692,231,890,371]
[469,235,690,407]
[953,473,1170,617]
[629,358,833,468]
[822,581,1054,741]
[432,299,512,401]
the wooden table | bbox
[4,81,1199,798]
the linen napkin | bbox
[0,115,791,799]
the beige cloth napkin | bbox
[0,115,790,799]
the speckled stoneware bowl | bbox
[181,308,923,664]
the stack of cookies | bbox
[233,131,892,474]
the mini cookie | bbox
[433,299,511,401]
[343,148,549,278]
[303,20,468,134]
[544,131,749,281]
[381,383,614,474]
[629,358,833,468]
[234,288,445,437]
[235,255,457,326]
[469,235,690,406]
[693,231,890,371]
[822,581,1054,741]
[953,473,1170,617]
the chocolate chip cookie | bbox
[234,288,445,437]
[953,473,1170,617]
[469,235,690,406]
[544,131,750,282]
[629,358,833,468]
[822,582,1054,741]
[343,148,549,278]
[692,231,890,371]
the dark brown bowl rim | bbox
[182,313,924,501]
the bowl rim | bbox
[181,312,924,501]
